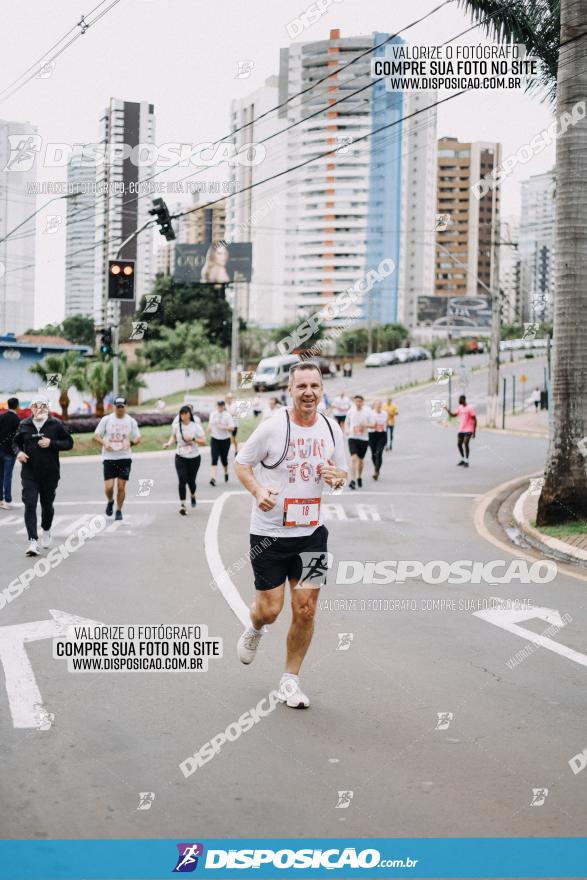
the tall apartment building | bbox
[228,75,287,326]
[64,159,95,317]
[0,119,38,334]
[94,99,155,326]
[228,34,437,328]
[433,137,501,300]
[519,170,555,323]
[499,216,521,325]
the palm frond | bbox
[457,0,559,103]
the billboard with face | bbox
[417,295,492,329]
[174,242,252,283]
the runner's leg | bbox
[250,583,285,629]
[39,479,57,533]
[104,478,114,503]
[116,478,127,511]
[285,581,319,674]
[21,476,40,540]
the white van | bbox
[253,355,301,391]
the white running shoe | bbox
[277,675,310,709]
[237,627,263,664]
[40,530,52,549]
[26,539,40,557]
[1,500,12,509]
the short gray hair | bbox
[288,361,323,382]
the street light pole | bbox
[230,282,239,391]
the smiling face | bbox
[289,365,322,419]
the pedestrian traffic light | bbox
[149,197,176,241]
[100,327,113,356]
[108,259,135,300]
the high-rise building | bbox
[433,137,501,301]
[94,99,155,326]
[519,169,555,323]
[500,216,521,325]
[228,74,287,326]
[0,119,38,334]
[65,158,95,317]
[228,34,437,329]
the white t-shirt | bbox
[95,414,140,459]
[236,410,348,538]
[209,410,235,440]
[346,406,372,441]
[173,420,205,458]
[368,411,388,433]
[226,401,238,418]
[331,395,351,418]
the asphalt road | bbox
[2,354,586,845]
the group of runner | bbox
[329,392,398,487]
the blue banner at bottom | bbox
[0,838,584,879]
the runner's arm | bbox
[234,462,277,510]
[472,415,477,437]
[51,423,74,451]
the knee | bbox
[292,597,318,623]
[258,599,283,625]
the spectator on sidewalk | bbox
[530,387,541,412]
[0,397,20,509]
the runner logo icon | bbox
[173,843,204,872]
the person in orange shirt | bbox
[383,397,399,451]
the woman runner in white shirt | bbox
[163,406,206,514]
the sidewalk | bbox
[488,407,548,437]
[513,485,587,564]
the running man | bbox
[383,396,399,451]
[345,394,372,490]
[163,405,206,514]
[367,399,387,481]
[94,397,141,520]
[331,390,351,428]
[234,362,347,708]
[13,397,73,556]
[208,400,234,486]
[262,397,281,420]
[225,392,239,455]
[445,395,477,467]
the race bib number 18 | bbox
[283,497,320,527]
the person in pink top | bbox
[445,395,477,468]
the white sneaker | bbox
[40,530,52,549]
[26,539,40,557]
[277,675,310,709]
[237,627,263,664]
[1,500,12,509]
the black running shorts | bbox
[249,525,329,591]
[348,438,369,459]
[103,458,132,481]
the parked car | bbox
[408,346,431,361]
[252,355,300,391]
[364,353,386,367]
[392,347,412,363]
[437,344,457,357]
[379,350,400,365]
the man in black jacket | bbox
[0,397,20,509]
[12,397,74,556]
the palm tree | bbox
[459,0,587,524]
[426,339,444,380]
[29,351,86,419]
[84,361,112,417]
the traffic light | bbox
[108,259,135,300]
[149,197,176,241]
[100,327,113,356]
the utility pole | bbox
[230,282,239,391]
[112,305,121,397]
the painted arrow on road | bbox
[0,609,102,729]
[473,600,587,669]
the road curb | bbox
[472,473,587,582]
[513,488,587,565]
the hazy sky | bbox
[0,0,557,327]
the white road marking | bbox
[473,601,587,669]
[204,491,251,628]
[0,609,102,729]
